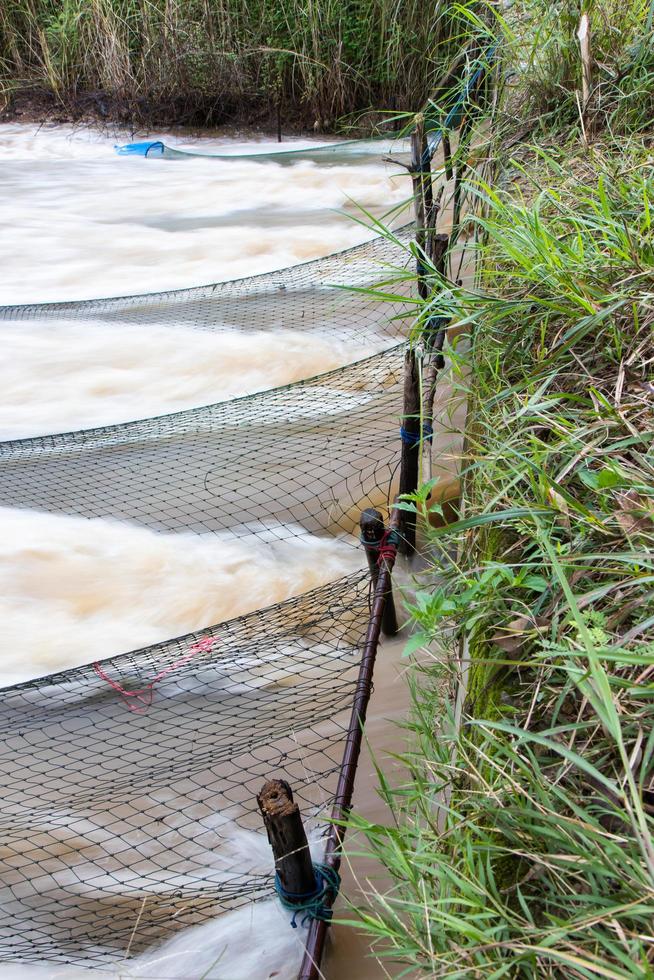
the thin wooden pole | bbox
[442,130,453,181]
[298,505,401,980]
[398,347,421,556]
[410,114,436,297]
[359,508,398,636]
[421,233,450,490]
[397,112,438,557]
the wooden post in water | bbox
[398,347,421,556]
[409,114,434,298]
[359,508,398,636]
[421,233,450,491]
[397,113,438,557]
[442,130,453,181]
[257,779,317,901]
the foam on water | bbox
[0,507,359,686]
[0,322,372,438]
[2,824,318,979]
[0,123,407,304]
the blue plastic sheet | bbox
[114,141,165,157]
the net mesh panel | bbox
[0,227,415,354]
[0,63,494,967]
[0,163,414,972]
[0,345,404,542]
[0,570,372,966]
[0,345,405,967]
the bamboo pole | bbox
[359,508,398,636]
[398,348,421,556]
[298,505,401,980]
[397,113,437,556]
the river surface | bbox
[0,122,456,979]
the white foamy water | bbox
[0,322,371,438]
[0,123,407,305]
[3,900,306,980]
[0,507,358,687]
[2,825,319,979]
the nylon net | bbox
[0,52,492,971]
[0,345,405,542]
[0,342,407,968]
[0,569,372,966]
[0,227,415,354]
[0,128,481,973]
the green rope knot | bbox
[274,862,341,929]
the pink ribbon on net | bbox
[93,636,217,714]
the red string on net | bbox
[93,636,217,713]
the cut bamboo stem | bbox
[578,13,591,113]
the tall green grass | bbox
[342,1,654,975]
[0,0,461,126]
[348,141,654,980]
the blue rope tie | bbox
[275,863,341,929]
[400,423,434,447]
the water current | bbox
[0,122,455,979]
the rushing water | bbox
[0,122,428,979]
[0,124,407,305]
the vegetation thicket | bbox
[0,0,460,127]
[346,1,654,975]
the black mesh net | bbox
[0,185,419,966]
[0,570,372,966]
[0,338,408,969]
[0,227,414,353]
[0,345,405,543]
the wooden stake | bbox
[578,13,591,113]
[410,114,436,297]
[398,348,421,556]
[359,508,398,636]
[442,130,453,181]
[257,779,316,900]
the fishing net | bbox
[0,329,413,969]
[0,569,373,966]
[0,345,405,543]
[0,47,495,972]
[0,227,415,353]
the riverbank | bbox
[0,87,357,137]
[346,0,654,974]
[0,0,460,132]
